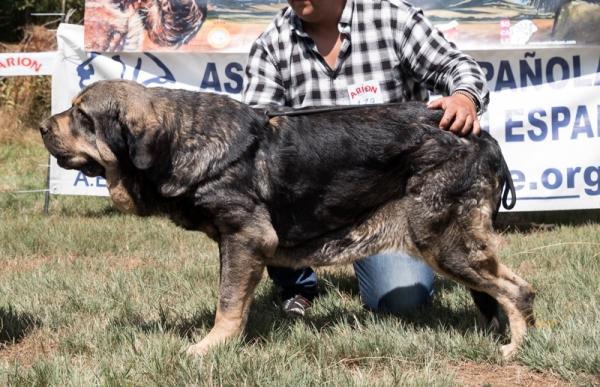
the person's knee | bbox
[354,251,435,316]
[364,283,434,316]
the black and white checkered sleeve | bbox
[242,40,286,106]
[396,7,490,111]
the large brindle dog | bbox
[39,79,535,358]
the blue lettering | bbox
[477,61,494,82]
[96,177,106,188]
[541,168,563,189]
[110,54,134,81]
[571,106,593,139]
[200,63,222,92]
[141,53,176,86]
[224,62,243,94]
[573,56,591,87]
[594,56,600,86]
[505,109,524,142]
[76,52,100,89]
[74,172,89,186]
[584,166,600,195]
[527,108,547,142]
[520,58,542,89]
[551,106,570,140]
[567,167,581,189]
[495,60,517,91]
[546,56,569,89]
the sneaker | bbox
[278,286,319,316]
[281,294,313,316]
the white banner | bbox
[470,47,600,211]
[50,24,600,212]
[0,52,56,76]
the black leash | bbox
[501,158,517,210]
[254,102,408,118]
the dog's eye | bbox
[74,108,95,133]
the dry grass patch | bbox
[447,362,576,387]
[1,255,59,275]
[0,331,60,368]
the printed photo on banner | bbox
[83,0,287,52]
[83,0,600,52]
[410,0,600,48]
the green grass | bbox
[0,131,599,386]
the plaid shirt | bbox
[242,0,489,111]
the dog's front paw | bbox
[500,343,518,359]
[186,343,210,357]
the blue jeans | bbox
[267,250,434,315]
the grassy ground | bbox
[0,130,599,386]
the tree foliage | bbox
[0,0,85,43]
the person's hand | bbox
[427,93,480,137]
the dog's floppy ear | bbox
[120,100,167,170]
[123,105,166,169]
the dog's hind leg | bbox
[405,184,534,358]
[429,246,535,358]
[484,263,535,358]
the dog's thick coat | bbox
[39,80,535,358]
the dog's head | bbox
[40,79,259,216]
[39,79,172,215]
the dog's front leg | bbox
[186,235,266,356]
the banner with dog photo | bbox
[52,23,600,212]
[411,0,600,49]
[83,0,288,52]
[83,0,600,53]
